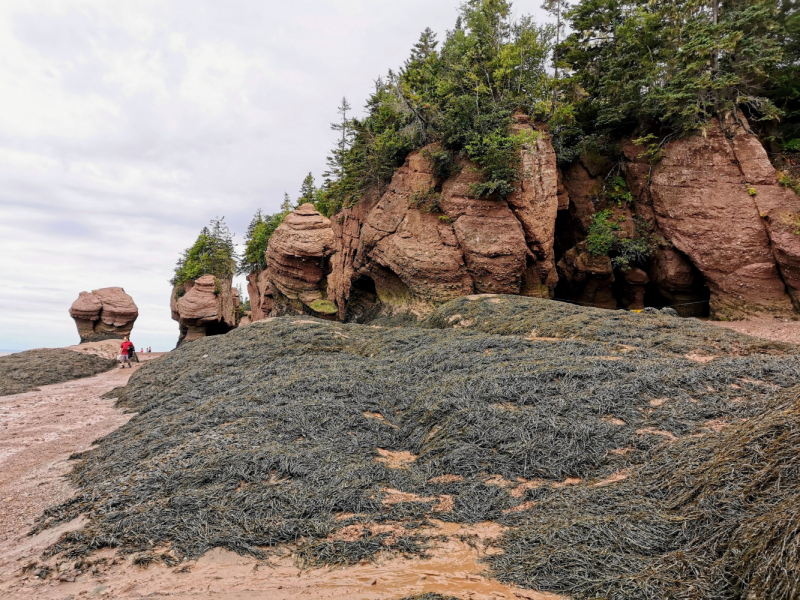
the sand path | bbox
[709,318,800,345]
[0,353,562,600]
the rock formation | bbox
[246,270,274,322]
[266,203,337,316]
[69,287,138,343]
[245,116,800,322]
[624,116,800,318]
[170,275,240,346]
[267,118,561,321]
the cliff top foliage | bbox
[302,0,799,216]
[312,0,556,216]
[35,296,800,599]
[238,174,317,275]
[170,217,236,288]
[557,0,800,162]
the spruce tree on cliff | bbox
[298,173,316,206]
[172,218,236,287]
[238,196,295,276]
[313,0,554,217]
[562,0,789,137]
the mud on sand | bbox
[0,352,559,600]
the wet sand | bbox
[0,353,562,600]
[709,318,800,345]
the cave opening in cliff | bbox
[552,209,577,264]
[204,321,235,337]
[345,275,382,323]
[642,278,711,317]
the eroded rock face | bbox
[624,117,798,319]
[342,125,560,318]
[244,115,800,322]
[249,129,561,322]
[69,288,138,343]
[170,275,239,346]
[266,203,337,316]
[246,270,274,322]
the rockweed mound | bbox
[36,296,800,599]
[0,349,116,397]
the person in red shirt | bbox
[119,337,134,369]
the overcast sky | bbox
[0,0,548,351]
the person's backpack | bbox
[127,345,134,358]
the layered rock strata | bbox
[170,275,239,346]
[266,203,337,316]
[246,116,800,322]
[69,288,138,343]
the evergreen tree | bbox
[281,192,293,213]
[406,28,439,66]
[298,173,316,205]
[172,218,237,286]
[237,200,294,276]
[315,0,554,217]
[542,0,570,119]
[563,0,785,136]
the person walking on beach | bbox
[119,336,134,369]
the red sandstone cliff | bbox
[247,117,800,322]
[262,119,561,321]
[624,116,800,319]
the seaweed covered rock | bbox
[170,274,239,346]
[36,295,798,589]
[0,349,116,396]
[488,386,800,600]
[69,288,138,343]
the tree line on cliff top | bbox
[175,0,800,284]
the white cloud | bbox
[0,0,548,351]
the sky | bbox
[0,0,548,352]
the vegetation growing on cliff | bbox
[314,0,554,216]
[307,0,800,214]
[586,211,655,269]
[171,218,236,287]
[238,195,293,276]
[563,0,798,143]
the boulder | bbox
[170,275,238,346]
[69,287,138,343]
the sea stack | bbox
[170,274,240,346]
[69,287,138,343]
